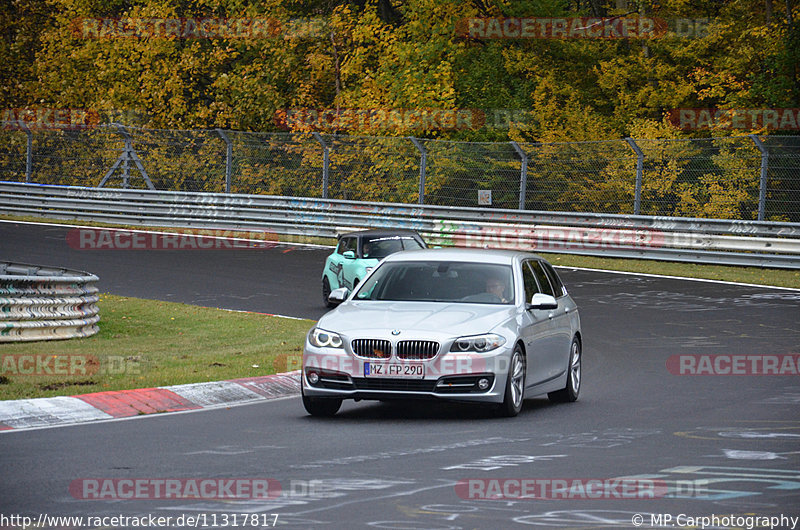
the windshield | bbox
[362,236,425,259]
[354,261,514,304]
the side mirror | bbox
[343,250,356,259]
[328,287,350,304]
[527,293,558,310]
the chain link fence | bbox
[1,124,798,221]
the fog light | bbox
[477,377,490,390]
[307,372,320,385]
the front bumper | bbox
[302,344,513,404]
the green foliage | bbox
[1,0,798,219]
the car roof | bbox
[381,247,545,264]
[339,229,422,239]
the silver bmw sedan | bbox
[302,248,582,417]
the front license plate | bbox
[364,362,425,378]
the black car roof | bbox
[338,229,422,239]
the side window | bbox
[540,261,566,298]
[522,261,540,303]
[337,237,355,255]
[528,260,555,297]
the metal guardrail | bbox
[0,261,100,342]
[1,181,799,269]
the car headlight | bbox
[450,333,506,353]
[309,328,344,348]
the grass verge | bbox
[0,295,313,401]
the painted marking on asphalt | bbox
[674,423,800,441]
[441,454,567,471]
[514,509,653,527]
[722,449,789,460]
[294,437,531,468]
[75,388,202,417]
[536,428,661,448]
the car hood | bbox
[317,301,516,338]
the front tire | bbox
[302,385,342,417]
[549,336,581,403]
[498,345,526,417]
[322,276,335,308]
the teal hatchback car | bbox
[322,229,426,307]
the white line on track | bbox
[554,265,800,291]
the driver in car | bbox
[486,275,509,303]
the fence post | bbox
[120,126,131,188]
[19,121,32,183]
[216,129,232,193]
[98,124,155,190]
[510,141,528,210]
[749,134,768,221]
[625,137,644,215]
[312,132,329,199]
[409,137,427,204]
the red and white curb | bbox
[0,371,301,432]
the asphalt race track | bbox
[2,220,799,529]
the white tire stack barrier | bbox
[0,262,100,342]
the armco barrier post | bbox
[216,128,232,193]
[410,137,427,204]
[510,141,528,210]
[312,132,329,199]
[625,137,644,216]
[749,134,769,221]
